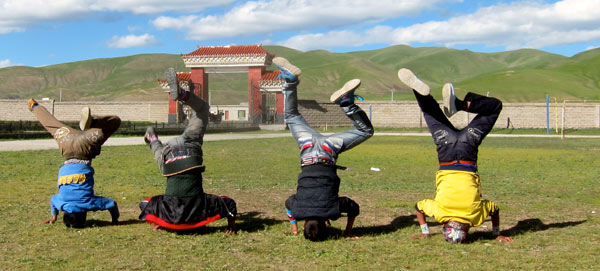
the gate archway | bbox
[158,45,285,124]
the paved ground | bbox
[1,132,598,152]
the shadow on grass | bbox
[467,218,587,242]
[86,219,145,227]
[343,214,443,237]
[235,211,285,232]
[163,211,285,235]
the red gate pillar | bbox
[190,68,209,99]
[276,92,284,123]
[168,98,178,124]
[248,67,264,124]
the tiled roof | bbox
[182,45,274,57]
[156,70,284,91]
[259,70,284,90]
[182,45,275,67]
[157,72,192,89]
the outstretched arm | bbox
[492,212,513,243]
[412,209,431,239]
[286,209,298,235]
[343,216,359,239]
[225,216,236,234]
[108,205,120,225]
[41,216,57,224]
[42,202,60,224]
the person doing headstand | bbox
[397,68,513,243]
[274,57,374,241]
[139,68,236,233]
[29,99,121,228]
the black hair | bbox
[63,212,87,228]
[303,219,328,241]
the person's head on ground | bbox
[63,212,87,228]
[304,219,329,241]
[442,220,470,243]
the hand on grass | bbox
[149,222,163,231]
[411,233,431,239]
[40,216,57,224]
[496,235,513,243]
[343,233,359,240]
[285,230,298,236]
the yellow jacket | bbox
[416,170,498,226]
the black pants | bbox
[414,91,502,164]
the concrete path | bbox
[1,132,598,152]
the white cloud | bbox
[586,45,600,51]
[152,0,445,40]
[107,33,158,48]
[90,0,234,14]
[276,0,600,51]
[0,59,19,68]
[0,0,233,34]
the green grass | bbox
[0,136,599,270]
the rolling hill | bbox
[0,45,599,104]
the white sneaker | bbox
[79,106,92,130]
[397,68,430,96]
[442,83,457,118]
[330,79,361,104]
[272,57,302,81]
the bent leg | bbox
[328,104,374,153]
[414,90,455,134]
[181,94,210,144]
[463,92,503,139]
[88,115,121,145]
[283,81,321,145]
[32,105,73,138]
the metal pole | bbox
[546,95,549,135]
[369,104,372,120]
[561,101,566,140]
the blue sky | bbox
[1,0,599,68]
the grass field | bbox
[0,135,599,270]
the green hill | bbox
[1,45,599,103]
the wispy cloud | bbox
[107,34,158,48]
[152,0,445,39]
[89,0,234,14]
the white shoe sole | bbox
[272,57,302,76]
[79,107,92,131]
[165,68,179,100]
[397,68,430,96]
[442,83,457,118]
[330,79,361,102]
